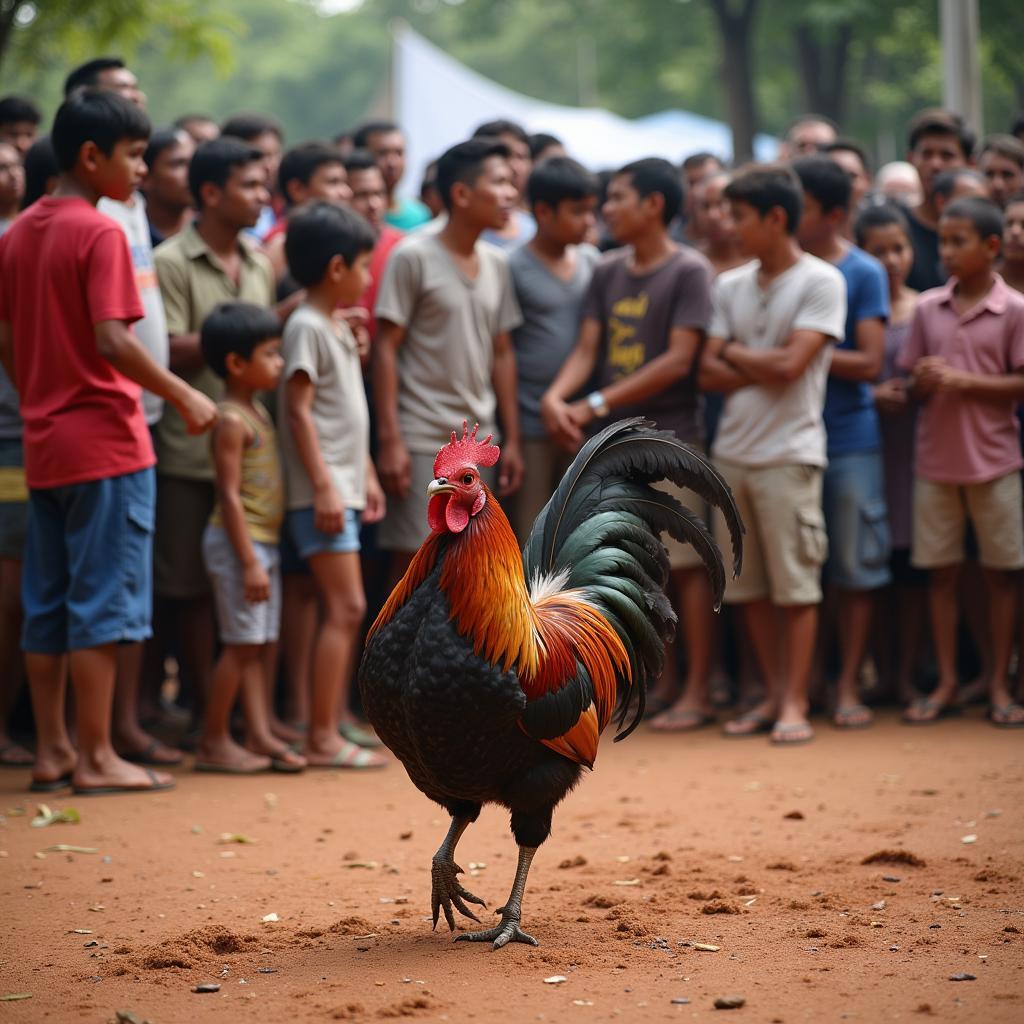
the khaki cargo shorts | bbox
[711,459,826,606]
[912,472,1024,570]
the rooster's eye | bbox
[462,474,474,485]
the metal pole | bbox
[939,0,982,137]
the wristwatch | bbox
[586,390,610,418]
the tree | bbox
[705,0,760,161]
[0,0,238,78]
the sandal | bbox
[833,704,873,729]
[338,721,383,749]
[902,697,960,725]
[73,767,176,796]
[770,721,814,745]
[723,710,774,737]
[307,740,387,770]
[989,703,1024,728]
[648,708,715,732]
[121,739,184,766]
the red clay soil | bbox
[1,711,1022,1024]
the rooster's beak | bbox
[427,479,456,498]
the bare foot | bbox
[648,701,714,732]
[0,736,34,766]
[73,750,174,792]
[305,735,387,769]
[268,715,305,746]
[245,733,308,771]
[32,742,77,787]
[114,726,184,765]
[724,701,775,736]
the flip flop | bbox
[337,721,383,749]
[648,708,715,732]
[0,741,34,767]
[833,704,873,729]
[306,740,387,770]
[122,739,185,766]
[194,759,271,775]
[989,703,1024,728]
[902,697,961,725]
[723,710,774,737]
[29,774,72,793]
[73,768,176,796]
[770,721,815,745]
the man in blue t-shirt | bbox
[793,156,891,730]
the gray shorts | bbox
[201,524,281,645]
[377,451,496,553]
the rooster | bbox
[359,418,742,949]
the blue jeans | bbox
[822,451,891,590]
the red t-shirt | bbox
[358,225,404,339]
[0,197,153,489]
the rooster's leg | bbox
[454,845,540,949]
[432,814,486,931]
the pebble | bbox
[671,997,691,1005]
[714,995,746,1009]
[961,834,977,844]
[949,973,976,982]
[882,875,901,883]
[192,983,221,994]
[543,976,567,985]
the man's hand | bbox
[873,377,908,415]
[242,560,271,604]
[314,480,345,535]
[914,356,963,393]
[377,437,412,499]
[497,439,525,497]
[541,393,585,453]
[362,472,386,524]
[175,386,218,435]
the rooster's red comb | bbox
[433,421,500,478]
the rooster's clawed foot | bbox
[431,857,486,931]
[454,907,539,950]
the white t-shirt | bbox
[710,253,846,468]
[278,304,369,511]
[374,231,522,454]
[98,193,169,425]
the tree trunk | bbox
[707,0,760,163]
[794,21,853,126]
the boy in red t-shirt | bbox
[0,89,217,794]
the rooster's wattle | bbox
[359,418,742,948]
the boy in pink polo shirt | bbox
[899,196,1024,727]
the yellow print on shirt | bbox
[607,291,649,379]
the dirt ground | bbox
[1,711,1021,1024]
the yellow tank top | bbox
[209,400,283,544]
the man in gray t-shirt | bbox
[508,156,600,543]
[373,138,523,576]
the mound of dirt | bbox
[133,925,257,971]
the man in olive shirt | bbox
[154,138,275,719]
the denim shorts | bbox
[22,468,155,654]
[202,524,281,645]
[822,451,892,590]
[287,506,361,560]
[0,436,28,560]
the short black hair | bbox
[933,167,987,202]
[724,164,803,233]
[277,141,343,206]
[791,154,852,214]
[682,151,723,172]
[615,157,684,225]
[980,133,1024,169]
[144,126,188,171]
[221,113,283,143]
[907,108,974,158]
[64,57,126,97]
[823,137,871,174]
[436,137,510,211]
[352,120,399,149]
[51,88,150,173]
[473,119,529,146]
[21,135,57,209]
[525,156,598,209]
[528,132,562,161]
[201,302,281,379]
[854,201,910,247]
[342,148,379,176]
[941,196,1004,242]
[284,201,377,288]
[188,137,263,209]
[0,95,41,126]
